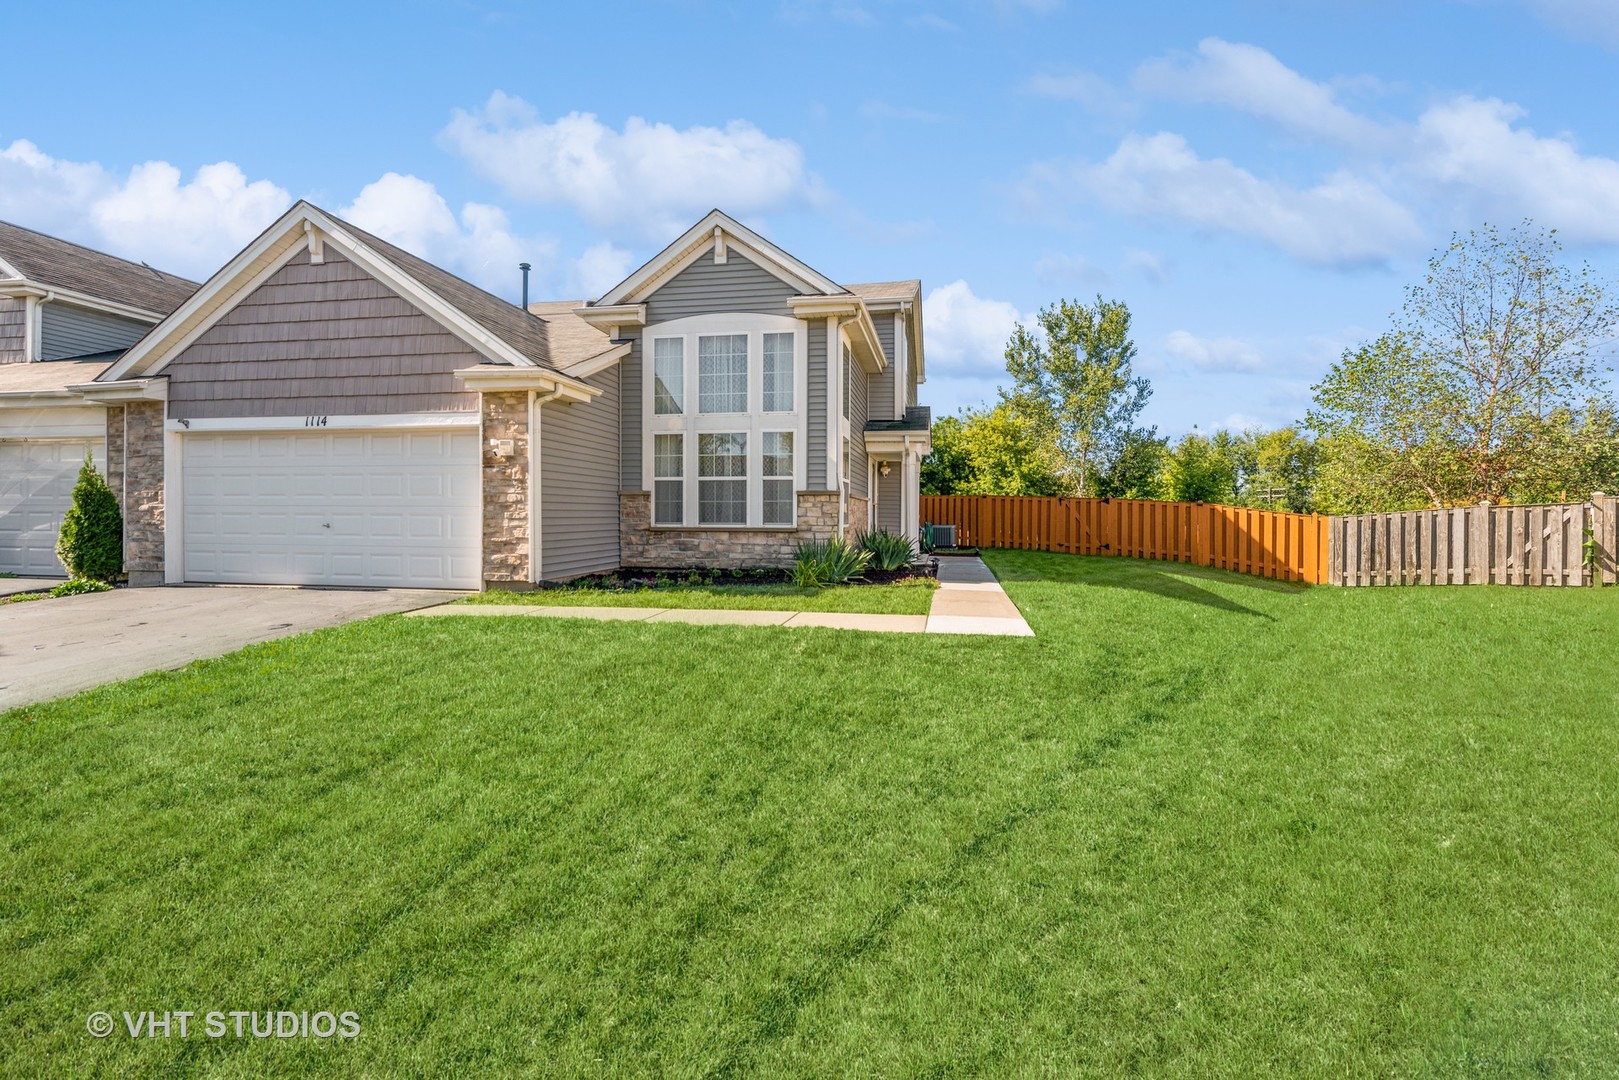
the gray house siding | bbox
[0,297,26,363]
[877,467,902,532]
[807,321,827,490]
[848,349,868,499]
[40,303,150,361]
[541,366,621,580]
[165,248,481,420]
[642,249,797,324]
[869,313,897,421]
[619,327,643,490]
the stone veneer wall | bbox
[847,495,870,537]
[480,390,531,588]
[121,400,166,586]
[620,492,841,568]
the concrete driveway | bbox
[1,586,456,710]
[0,576,60,598]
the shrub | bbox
[858,529,916,571]
[49,578,113,597]
[790,537,872,588]
[55,453,123,583]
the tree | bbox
[1309,222,1617,508]
[1001,296,1151,497]
[55,453,123,583]
[1093,427,1168,500]
[1232,427,1320,512]
[1159,431,1238,503]
[921,404,1064,495]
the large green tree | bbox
[1001,296,1151,497]
[921,403,1064,496]
[1309,222,1617,508]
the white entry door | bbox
[181,428,481,589]
[0,439,105,576]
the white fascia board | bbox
[68,378,169,403]
[560,341,632,380]
[453,365,601,402]
[0,254,21,279]
[594,209,845,307]
[0,390,83,408]
[0,280,167,323]
[863,430,932,456]
[571,303,646,332]
[164,412,478,433]
[792,296,886,373]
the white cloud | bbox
[1044,131,1423,266]
[1135,38,1389,148]
[439,93,823,238]
[0,139,289,279]
[341,172,550,296]
[1164,330,1265,373]
[1407,96,1619,242]
[568,242,635,300]
[1021,71,1134,118]
[922,280,1024,375]
[1525,0,1619,48]
[1124,248,1167,283]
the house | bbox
[7,203,928,589]
[0,223,198,575]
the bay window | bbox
[644,313,807,529]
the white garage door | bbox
[182,429,481,589]
[0,439,106,577]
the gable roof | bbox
[526,300,614,369]
[99,202,589,385]
[0,220,197,316]
[591,209,846,308]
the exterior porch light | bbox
[879,460,892,478]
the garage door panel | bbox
[0,439,106,577]
[183,429,480,589]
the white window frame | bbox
[643,312,808,529]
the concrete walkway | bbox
[409,555,1034,638]
[925,555,1035,636]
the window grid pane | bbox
[762,431,793,477]
[654,480,683,525]
[763,333,793,412]
[763,480,794,526]
[654,433,683,478]
[762,431,793,526]
[653,338,683,415]
[698,432,747,525]
[698,334,747,413]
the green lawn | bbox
[4,551,1617,1077]
[463,577,937,614]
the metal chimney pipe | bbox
[519,262,531,309]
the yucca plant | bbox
[790,537,872,587]
[858,529,916,571]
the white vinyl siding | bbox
[698,334,748,413]
[653,337,684,415]
[698,432,747,526]
[653,433,684,525]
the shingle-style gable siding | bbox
[541,367,621,579]
[620,248,810,490]
[0,297,27,363]
[40,303,150,361]
[165,248,480,420]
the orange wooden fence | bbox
[920,495,1331,584]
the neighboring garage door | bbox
[182,428,481,589]
[0,439,105,576]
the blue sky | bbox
[6,0,1618,437]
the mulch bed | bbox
[541,561,939,592]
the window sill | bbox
[647,524,802,533]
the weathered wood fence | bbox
[920,495,1331,583]
[1327,496,1618,586]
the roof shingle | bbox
[0,220,198,315]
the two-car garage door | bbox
[181,428,481,590]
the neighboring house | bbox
[6,202,927,589]
[0,223,197,575]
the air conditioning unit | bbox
[930,524,957,549]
